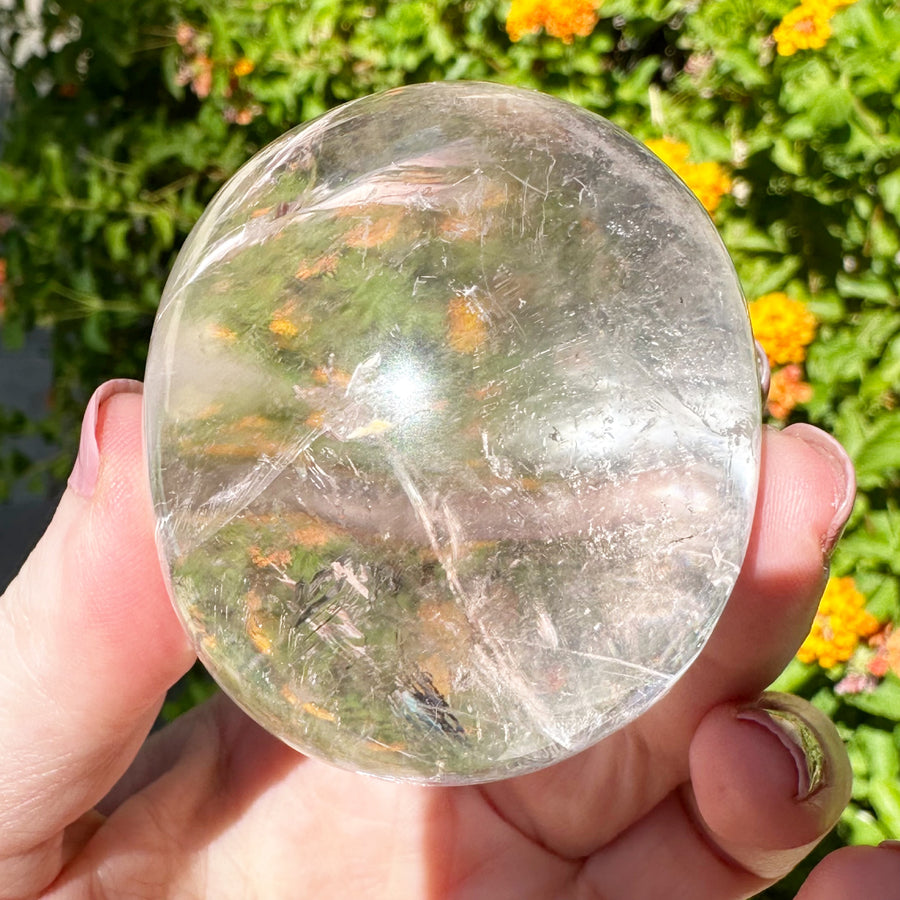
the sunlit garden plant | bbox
[1,0,899,893]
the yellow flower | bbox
[748,292,817,366]
[681,161,733,215]
[772,0,857,57]
[797,577,880,669]
[269,317,299,338]
[644,138,732,214]
[506,0,600,43]
[232,57,255,77]
[644,138,690,171]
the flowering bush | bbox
[2,0,900,891]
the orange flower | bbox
[209,323,237,342]
[344,214,402,249]
[295,253,339,280]
[506,0,600,43]
[249,545,292,569]
[291,519,344,548]
[644,139,732,214]
[189,54,213,99]
[766,364,813,419]
[269,317,299,338]
[232,57,255,77]
[311,365,351,388]
[867,625,900,679]
[748,292,817,366]
[797,576,880,669]
[246,610,274,655]
[447,294,488,354]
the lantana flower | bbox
[766,363,813,419]
[748,291,817,366]
[797,576,880,669]
[867,624,900,680]
[773,0,858,57]
[506,0,600,43]
[644,138,732,214]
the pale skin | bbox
[1,382,899,899]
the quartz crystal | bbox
[144,82,761,784]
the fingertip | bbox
[796,845,900,899]
[68,379,144,499]
[68,384,195,695]
[717,427,854,680]
[780,423,856,557]
[689,695,851,880]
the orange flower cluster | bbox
[505,0,600,43]
[249,545,292,569]
[269,317,299,338]
[644,138,732,214]
[867,625,900,680]
[772,0,857,57]
[446,295,488,353]
[797,576,880,669]
[174,23,261,123]
[767,363,814,420]
[174,23,213,99]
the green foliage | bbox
[3,0,900,893]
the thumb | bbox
[0,380,195,897]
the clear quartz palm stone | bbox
[145,81,761,784]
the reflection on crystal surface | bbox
[145,82,761,784]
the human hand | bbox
[0,379,891,899]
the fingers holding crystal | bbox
[0,382,194,897]
[574,693,851,899]
[482,423,855,858]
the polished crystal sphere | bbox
[145,82,761,784]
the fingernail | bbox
[68,379,143,498]
[737,693,828,801]
[783,423,856,555]
[880,840,900,851]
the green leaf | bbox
[103,220,131,262]
[843,675,900,722]
[836,272,897,303]
[879,168,900,220]
[840,803,889,845]
[769,657,818,693]
[869,778,900,838]
[80,313,111,355]
[853,417,900,488]
[853,725,900,780]
[149,210,176,249]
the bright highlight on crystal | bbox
[144,82,761,784]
